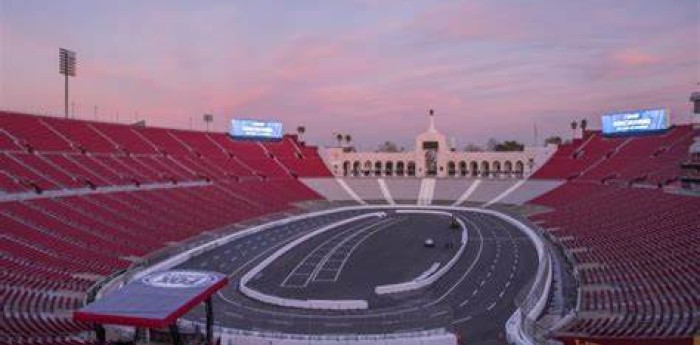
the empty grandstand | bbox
[2,0,699,343]
[0,111,330,344]
[1,104,698,345]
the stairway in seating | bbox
[417,178,435,205]
[377,178,395,204]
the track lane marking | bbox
[280,218,380,287]
[211,210,536,331]
[323,218,405,282]
[452,315,472,324]
[427,215,484,306]
[307,218,395,285]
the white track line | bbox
[427,216,484,306]
[281,220,378,287]
[324,218,404,282]
[307,218,395,285]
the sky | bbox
[0,0,697,150]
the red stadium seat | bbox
[0,112,329,343]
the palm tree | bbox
[335,133,343,147]
[580,119,588,132]
[570,120,578,139]
[296,126,306,144]
[344,134,352,147]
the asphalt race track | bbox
[177,208,538,344]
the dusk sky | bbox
[1,0,697,150]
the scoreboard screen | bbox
[229,119,283,140]
[601,108,668,135]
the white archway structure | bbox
[324,111,556,178]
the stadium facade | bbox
[324,110,556,178]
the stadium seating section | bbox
[532,126,695,186]
[1,112,697,344]
[0,112,329,344]
[528,126,699,340]
[531,182,699,339]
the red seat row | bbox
[530,182,699,338]
[0,112,330,343]
[532,126,694,186]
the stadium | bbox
[1,2,699,345]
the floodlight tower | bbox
[59,48,76,118]
[203,113,213,132]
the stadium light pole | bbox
[203,113,213,132]
[59,48,76,118]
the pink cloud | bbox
[409,3,528,42]
[610,48,660,67]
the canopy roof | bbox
[74,270,228,328]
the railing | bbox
[178,319,457,345]
[507,253,552,343]
[505,225,554,345]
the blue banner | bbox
[230,119,283,139]
[601,108,668,135]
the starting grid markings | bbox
[313,219,403,282]
[281,217,401,288]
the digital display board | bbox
[601,108,668,135]
[229,119,283,139]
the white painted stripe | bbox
[416,179,425,205]
[0,180,211,202]
[377,178,395,204]
[426,217,483,305]
[452,315,472,324]
[452,179,481,206]
[328,218,401,282]
[281,220,380,287]
[395,209,453,216]
[417,178,436,205]
[335,178,366,205]
[483,180,526,207]
[241,212,386,309]
[308,218,394,284]
[375,216,467,295]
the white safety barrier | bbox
[376,210,467,295]
[178,321,457,345]
[395,209,452,216]
[219,331,456,345]
[414,262,441,282]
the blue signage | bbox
[229,119,283,139]
[601,108,668,135]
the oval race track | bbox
[175,207,538,344]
